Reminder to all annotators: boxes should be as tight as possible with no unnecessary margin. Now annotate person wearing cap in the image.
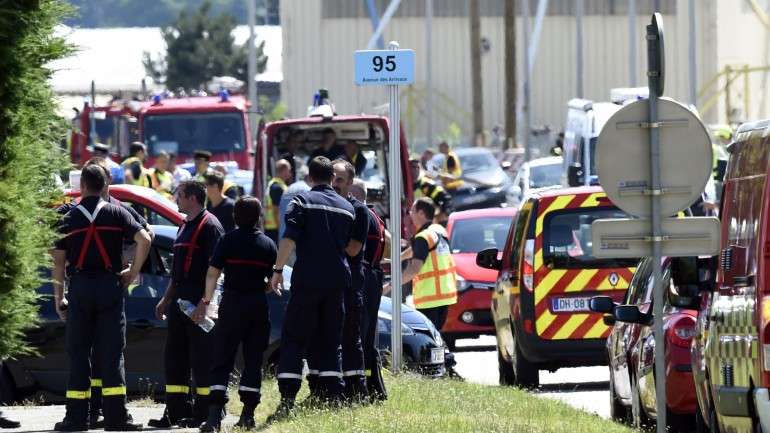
[91,144,125,184]
[149,151,174,199]
[310,128,344,162]
[193,150,213,181]
[121,142,151,187]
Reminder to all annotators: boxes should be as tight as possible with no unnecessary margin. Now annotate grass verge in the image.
[222,372,635,433]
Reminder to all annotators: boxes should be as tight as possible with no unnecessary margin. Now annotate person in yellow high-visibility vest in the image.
[385,197,457,331]
[263,159,292,244]
[121,142,151,188]
[438,141,464,191]
[149,151,174,199]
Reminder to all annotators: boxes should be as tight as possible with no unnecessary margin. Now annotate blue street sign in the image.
[354,49,415,86]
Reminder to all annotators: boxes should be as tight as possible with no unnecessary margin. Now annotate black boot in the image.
[0,413,20,429]
[265,399,294,424]
[198,405,223,433]
[147,408,172,429]
[234,403,256,430]
[54,418,88,432]
[104,420,143,431]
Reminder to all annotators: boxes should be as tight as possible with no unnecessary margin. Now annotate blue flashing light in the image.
[152,94,162,105]
[313,92,320,107]
[219,89,230,102]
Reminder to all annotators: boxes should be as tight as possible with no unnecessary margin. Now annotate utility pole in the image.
[470,0,484,145]
[247,0,258,147]
[688,0,697,106]
[629,0,637,86]
[504,0,516,149]
[576,0,584,98]
[426,0,434,149]
[522,0,531,159]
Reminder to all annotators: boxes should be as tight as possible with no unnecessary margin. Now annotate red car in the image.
[591,256,701,432]
[64,184,184,227]
[444,207,517,347]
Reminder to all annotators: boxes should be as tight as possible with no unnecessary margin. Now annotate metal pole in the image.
[522,0,531,160]
[688,0,697,105]
[426,0,433,150]
[388,41,403,374]
[647,14,667,433]
[629,0,637,86]
[576,0,584,98]
[89,80,97,146]
[247,0,259,174]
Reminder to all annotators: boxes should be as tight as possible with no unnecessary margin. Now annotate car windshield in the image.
[458,151,498,173]
[529,163,562,188]
[144,112,245,156]
[450,216,513,254]
[544,207,639,268]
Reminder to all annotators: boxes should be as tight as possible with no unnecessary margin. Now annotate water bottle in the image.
[177,299,215,333]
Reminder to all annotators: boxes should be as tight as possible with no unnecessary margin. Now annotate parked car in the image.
[690,119,770,433]
[476,186,637,388]
[444,208,517,347]
[591,257,702,431]
[508,156,563,206]
[1,226,447,402]
[65,184,184,227]
[431,147,512,211]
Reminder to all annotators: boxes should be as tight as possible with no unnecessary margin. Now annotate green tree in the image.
[143,0,267,92]
[0,0,70,359]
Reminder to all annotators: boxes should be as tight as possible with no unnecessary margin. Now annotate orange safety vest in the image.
[412,224,458,309]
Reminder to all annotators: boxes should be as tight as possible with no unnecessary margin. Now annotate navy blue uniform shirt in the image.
[173,209,224,303]
[207,197,236,233]
[55,196,142,275]
[283,184,354,291]
[347,196,369,274]
[210,227,277,294]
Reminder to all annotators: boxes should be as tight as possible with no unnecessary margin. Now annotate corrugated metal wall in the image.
[280,0,714,150]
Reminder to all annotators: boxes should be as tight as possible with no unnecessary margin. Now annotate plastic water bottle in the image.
[177,299,215,333]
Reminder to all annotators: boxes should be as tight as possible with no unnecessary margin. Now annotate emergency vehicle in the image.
[70,91,253,169]
[476,187,636,388]
[252,90,413,234]
[690,119,770,433]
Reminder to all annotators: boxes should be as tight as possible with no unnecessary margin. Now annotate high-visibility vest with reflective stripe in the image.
[264,177,286,230]
[442,151,464,190]
[414,177,445,202]
[413,224,458,309]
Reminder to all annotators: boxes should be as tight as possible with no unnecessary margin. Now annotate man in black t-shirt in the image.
[53,165,151,432]
[150,181,224,429]
[203,171,236,233]
[198,197,277,432]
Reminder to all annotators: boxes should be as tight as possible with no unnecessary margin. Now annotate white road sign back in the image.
[592,216,721,258]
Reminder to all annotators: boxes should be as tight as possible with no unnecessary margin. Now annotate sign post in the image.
[355,41,414,373]
[592,14,718,433]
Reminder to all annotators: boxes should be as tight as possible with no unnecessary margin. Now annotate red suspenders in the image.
[174,212,211,275]
[67,200,122,271]
[367,208,386,265]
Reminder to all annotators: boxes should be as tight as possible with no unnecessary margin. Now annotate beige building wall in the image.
[281,0,727,148]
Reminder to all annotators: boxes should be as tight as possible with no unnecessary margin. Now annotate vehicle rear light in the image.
[522,239,535,292]
[667,316,696,348]
[524,319,533,334]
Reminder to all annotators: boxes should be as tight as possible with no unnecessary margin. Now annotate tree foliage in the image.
[143,0,268,92]
[0,0,70,359]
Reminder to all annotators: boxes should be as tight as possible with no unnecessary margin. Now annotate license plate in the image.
[551,296,592,313]
[430,348,445,364]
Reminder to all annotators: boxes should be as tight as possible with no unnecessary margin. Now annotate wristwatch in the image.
[272,266,283,274]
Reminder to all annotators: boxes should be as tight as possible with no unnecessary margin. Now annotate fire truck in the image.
[70,91,254,169]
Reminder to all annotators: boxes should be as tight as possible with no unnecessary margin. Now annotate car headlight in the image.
[456,275,471,292]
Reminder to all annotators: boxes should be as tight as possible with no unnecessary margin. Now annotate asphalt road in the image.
[452,336,611,419]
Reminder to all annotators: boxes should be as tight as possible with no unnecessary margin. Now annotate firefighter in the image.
[198,196,278,432]
[192,150,212,180]
[264,159,291,244]
[349,179,389,401]
[203,171,236,233]
[410,158,452,225]
[268,157,354,421]
[121,142,151,187]
[387,197,458,331]
[438,141,464,191]
[308,159,367,401]
[52,165,151,431]
[149,151,174,198]
[149,180,224,429]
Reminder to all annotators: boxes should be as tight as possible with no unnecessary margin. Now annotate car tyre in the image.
[511,334,538,389]
[630,377,653,430]
[498,348,515,386]
[609,371,631,424]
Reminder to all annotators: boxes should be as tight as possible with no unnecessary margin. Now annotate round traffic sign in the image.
[596,97,712,218]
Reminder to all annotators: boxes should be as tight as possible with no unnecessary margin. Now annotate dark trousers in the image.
[361,266,387,399]
[418,305,449,332]
[89,346,102,419]
[164,301,214,422]
[277,289,344,401]
[209,293,270,407]
[65,274,128,425]
[341,269,366,396]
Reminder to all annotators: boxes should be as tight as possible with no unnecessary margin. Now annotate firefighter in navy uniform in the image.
[268,157,354,421]
[149,181,224,429]
[52,165,151,431]
[349,179,389,401]
[325,159,368,401]
[197,196,277,432]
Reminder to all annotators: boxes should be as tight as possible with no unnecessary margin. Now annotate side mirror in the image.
[476,248,502,271]
[567,163,584,187]
[602,315,616,326]
[614,305,653,325]
[589,296,615,314]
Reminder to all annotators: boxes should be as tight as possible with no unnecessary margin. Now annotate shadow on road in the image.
[534,380,609,393]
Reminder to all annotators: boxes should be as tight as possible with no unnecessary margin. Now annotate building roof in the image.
[49,25,282,94]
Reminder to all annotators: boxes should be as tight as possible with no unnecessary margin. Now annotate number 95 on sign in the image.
[354,49,415,86]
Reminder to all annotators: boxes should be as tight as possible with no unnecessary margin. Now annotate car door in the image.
[636,266,662,416]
